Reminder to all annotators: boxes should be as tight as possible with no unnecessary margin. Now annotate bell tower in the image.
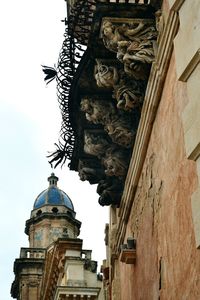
[11,174,103,300]
[26,172,80,249]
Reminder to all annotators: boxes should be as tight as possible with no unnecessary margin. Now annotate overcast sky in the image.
[0,1,108,298]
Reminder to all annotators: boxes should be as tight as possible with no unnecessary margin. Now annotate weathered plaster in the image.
[118,50,200,300]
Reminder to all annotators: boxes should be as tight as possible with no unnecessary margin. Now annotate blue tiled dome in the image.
[33,173,74,210]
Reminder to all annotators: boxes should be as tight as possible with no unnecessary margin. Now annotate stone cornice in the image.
[114,8,179,255]
[25,212,81,235]
[11,258,44,298]
[169,0,185,11]
[54,286,101,298]
[13,257,44,274]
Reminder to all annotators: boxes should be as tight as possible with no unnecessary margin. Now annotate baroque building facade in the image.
[19,0,200,299]
[49,0,200,299]
[101,1,200,299]
[11,173,103,300]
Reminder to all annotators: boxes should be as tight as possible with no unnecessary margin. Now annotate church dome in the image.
[33,173,74,211]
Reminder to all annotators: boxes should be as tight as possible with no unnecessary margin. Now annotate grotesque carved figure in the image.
[94,60,145,112]
[117,40,153,79]
[84,133,130,177]
[113,77,145,111]
[78,160,105,184]
[80,97,116,125]
[81,97,138,148]
[103,147,130,178]
[94,59,119,88]
[97,177,124,206]
[104,117,136,148]
[84,131,110,158]
[101,20,157,79]
[102,21,148,52]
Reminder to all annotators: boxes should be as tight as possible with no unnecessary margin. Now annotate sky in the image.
[0,1,108,299]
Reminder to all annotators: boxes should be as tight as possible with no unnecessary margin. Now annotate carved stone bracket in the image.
[120,249,136,264]
[94,59,146,111]
[120,238,136,264]
[97,177,124,207]
[81,97,139,148]
[78,159,105,184]
[83,130,131,177]
[78,54,145,205]
[100,17,157,80]
[83,130,110,158]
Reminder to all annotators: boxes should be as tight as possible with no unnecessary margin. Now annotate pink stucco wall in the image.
[119,51,200,300]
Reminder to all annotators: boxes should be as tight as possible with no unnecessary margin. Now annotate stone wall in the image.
[119,49,200,300]
[108,1,200,299]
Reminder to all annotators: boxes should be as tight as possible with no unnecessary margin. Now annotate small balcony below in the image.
[20,247,46,259]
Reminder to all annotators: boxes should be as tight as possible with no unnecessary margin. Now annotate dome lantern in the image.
[48,172,58,186]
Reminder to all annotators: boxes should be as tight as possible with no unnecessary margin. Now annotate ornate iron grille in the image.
[48,0,97,168]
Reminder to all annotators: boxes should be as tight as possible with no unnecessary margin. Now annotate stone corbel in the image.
[78,159,105,184]
[100,17,157,80]
[83,130,131,178]
[80,96,139,148]
[83,130,110,158]
[97,177,124,207]
[120,238,136,264]
[94,59,146,111]
[120,249,136,264]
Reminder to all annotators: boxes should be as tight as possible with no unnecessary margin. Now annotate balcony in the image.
[20,247,46,259]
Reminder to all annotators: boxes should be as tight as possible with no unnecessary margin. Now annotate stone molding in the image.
[191,178,200,249]
[168,0,185,11]
[54,286,101,299]
[179,49,200,83]
[114,8,179,254]
[174,0,200,248]
[174,0,200,79]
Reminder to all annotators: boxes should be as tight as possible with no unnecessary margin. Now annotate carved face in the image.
[78,167,101,184]
[84,133,109,157]
[80,98,91,113]
[102,21,114,38]
[81,98,116,125]
[94,62,119,88]
[114,81,144,112]
[118,39,155,69]
[105,123,133,148]
[104,156,127,177]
